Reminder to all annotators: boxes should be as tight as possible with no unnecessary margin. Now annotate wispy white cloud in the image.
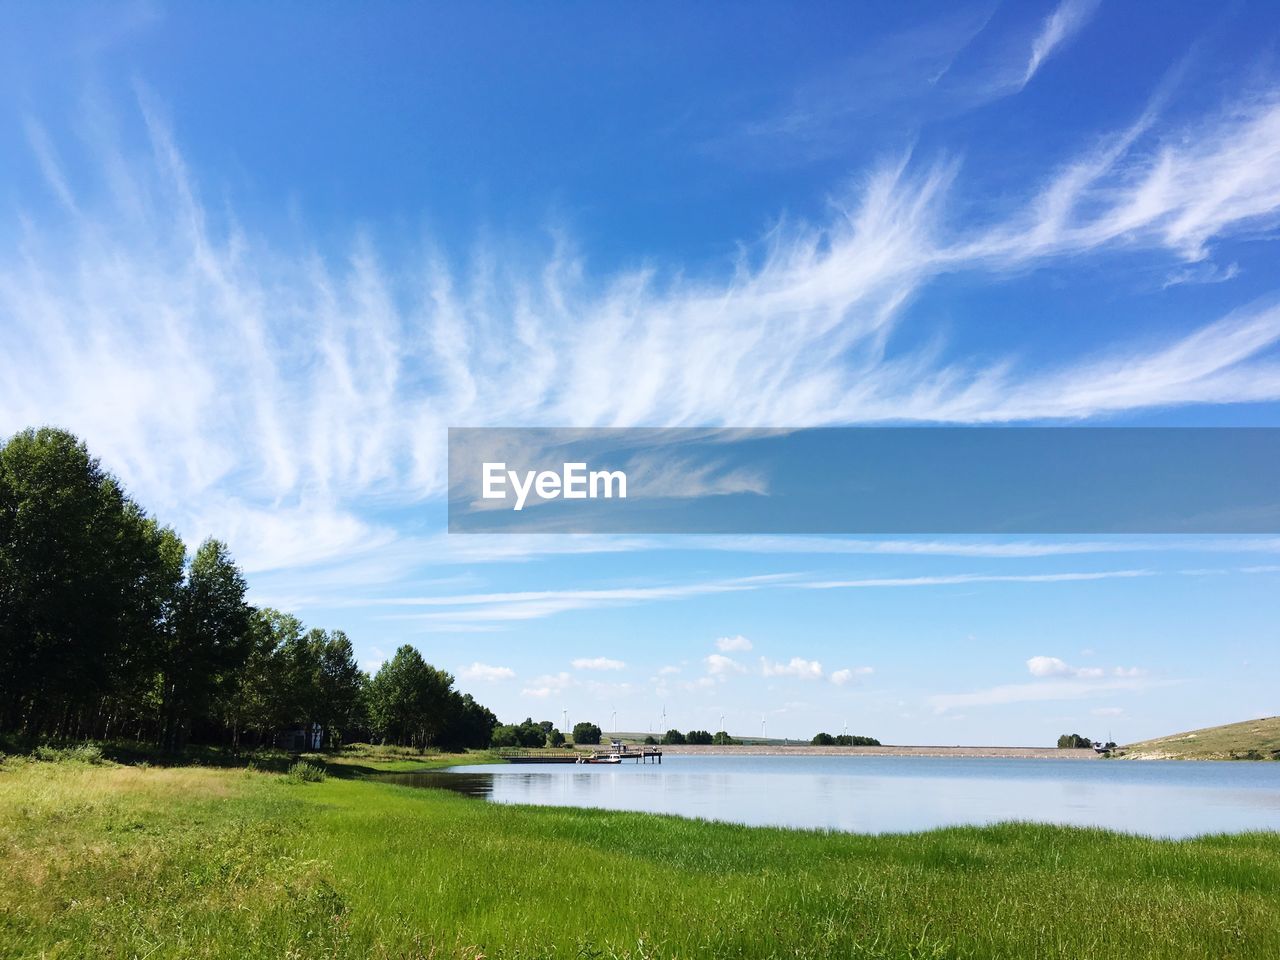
[5,85,1280,589]
[691,536,1280,560]
[830,666,874,686]
[932,654,1159,712]
[1021,0,1100,88]
[369,575,793,630]
[521,672,573,698]
[460,662,516,682]
[357,568,1174,630]
[705,653,746,676]
[801,570,1154,590]
[715,634,753,652]
[930,676,1156,712]
[761,656,824,679]
[572,657,626,671]
[1026,655,1104,679]
[623,454,768,501]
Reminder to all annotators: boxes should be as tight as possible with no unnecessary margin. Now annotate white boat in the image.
[577,752,623,764]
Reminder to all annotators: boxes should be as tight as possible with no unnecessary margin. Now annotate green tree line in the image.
[492,718,568,748]
[0,427,497,751]
[811,733,881,746]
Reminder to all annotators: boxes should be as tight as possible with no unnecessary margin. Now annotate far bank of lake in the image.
[386,754,1280,838]
[640,743,1099,758]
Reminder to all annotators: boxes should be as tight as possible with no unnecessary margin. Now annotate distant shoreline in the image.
[589,744,1101,759]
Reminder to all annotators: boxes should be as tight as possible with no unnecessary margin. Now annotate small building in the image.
[276,723,324,752]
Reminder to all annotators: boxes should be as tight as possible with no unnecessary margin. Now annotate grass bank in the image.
[2,753,1278,959]
[1125,716,1280,760]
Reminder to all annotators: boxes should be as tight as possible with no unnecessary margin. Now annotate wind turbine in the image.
[761,716,767,740]
[611,708,617,734]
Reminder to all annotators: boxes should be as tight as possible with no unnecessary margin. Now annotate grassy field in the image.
[1125,716,1280,760]
[2,751,1279,959]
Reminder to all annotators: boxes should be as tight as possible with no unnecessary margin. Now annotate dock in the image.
[498,744,663,764]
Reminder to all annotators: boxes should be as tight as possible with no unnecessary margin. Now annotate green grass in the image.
[1125,716,1280,760]
[1,754,1278,959]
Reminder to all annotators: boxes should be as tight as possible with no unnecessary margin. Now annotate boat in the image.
[575,752,623,764]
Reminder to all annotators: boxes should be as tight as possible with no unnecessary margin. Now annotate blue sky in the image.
[2,1,1279,744]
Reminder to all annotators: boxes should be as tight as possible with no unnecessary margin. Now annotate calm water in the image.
[382,755,1280,837]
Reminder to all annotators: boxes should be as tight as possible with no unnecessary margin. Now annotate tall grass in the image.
[1,757,1277,959]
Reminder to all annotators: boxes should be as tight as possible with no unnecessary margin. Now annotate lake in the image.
[382,755,1280,837]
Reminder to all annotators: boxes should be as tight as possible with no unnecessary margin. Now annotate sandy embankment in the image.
[612,745,1100,759]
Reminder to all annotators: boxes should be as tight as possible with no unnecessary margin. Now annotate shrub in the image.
[572,722,602,746]
[661,729,686,745]
[643,735,658,745]
[286,760,327,783]
[712,731,737,745]
[812,732,835,746]
[33,743,104,764]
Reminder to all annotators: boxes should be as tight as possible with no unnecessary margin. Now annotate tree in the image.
[572,721,602,745]
[0,427,501,753]
[516,717,547,747]
[218,618,370,750]
[1057,733,1092,749]
[547,728,565,747]
[313,629,367,745]
[367,646,455,749]
[712,730,736,745]
[833,734,880,746]
[643,735,658,745]
[0,427,182,739]
[686,729,713,745]
[812,732,835,746]
[661,729,686,745]
[491,718,550,749]
[272,623,322,741]
[159,538,252,750]
[491,724,521,748]
[216,608,300,749]
[440,693,497,750]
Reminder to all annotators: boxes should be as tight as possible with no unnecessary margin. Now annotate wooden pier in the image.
[497,744,663,764]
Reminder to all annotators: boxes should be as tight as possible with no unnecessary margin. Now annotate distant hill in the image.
[1124,717,1280,760]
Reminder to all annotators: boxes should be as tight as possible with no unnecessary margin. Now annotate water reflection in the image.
[378,756,1280,838]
